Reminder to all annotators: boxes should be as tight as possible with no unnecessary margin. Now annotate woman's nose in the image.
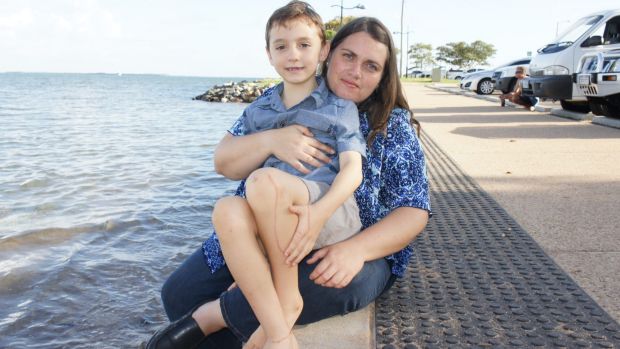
[349,63,362,79]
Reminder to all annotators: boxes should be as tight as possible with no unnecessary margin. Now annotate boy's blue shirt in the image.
[231,77,365,184]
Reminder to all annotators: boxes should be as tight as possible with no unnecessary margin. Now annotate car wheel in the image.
[588,98,608,116]
[560,100,591,113]
[476,78,494,95]
[604,94,620,118]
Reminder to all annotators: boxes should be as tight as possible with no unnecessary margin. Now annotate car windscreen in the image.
[539,15,603,53]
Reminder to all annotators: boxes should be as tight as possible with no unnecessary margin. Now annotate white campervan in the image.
[523,9,620,112]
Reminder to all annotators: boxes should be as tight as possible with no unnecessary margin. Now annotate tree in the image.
[435,41,496,68]
[325,16,356,41]
[325,16,356,31]
[408,43,435,70]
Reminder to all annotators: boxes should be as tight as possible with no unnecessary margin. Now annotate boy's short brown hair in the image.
[265,1,325,48]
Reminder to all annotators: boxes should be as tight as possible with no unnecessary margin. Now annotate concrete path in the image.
[294,83,618,348]
[405,83,620,323]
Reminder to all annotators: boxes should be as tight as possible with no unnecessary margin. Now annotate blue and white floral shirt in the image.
[202,90,431,277]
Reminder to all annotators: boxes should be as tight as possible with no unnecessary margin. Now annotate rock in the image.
[193,80,276,103]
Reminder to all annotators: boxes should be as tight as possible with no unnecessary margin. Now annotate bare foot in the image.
[243,326,267,349]
[243,298,302,349]
[264,333,298,349]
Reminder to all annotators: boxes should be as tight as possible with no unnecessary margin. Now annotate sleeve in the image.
[227,109,250,136]
[381,109,431,213]
[335,100,366,158]
[227,85,277,136]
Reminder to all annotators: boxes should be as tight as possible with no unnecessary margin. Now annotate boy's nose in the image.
[288,47,301,61]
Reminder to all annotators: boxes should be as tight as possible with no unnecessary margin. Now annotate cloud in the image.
[0,8,34,39]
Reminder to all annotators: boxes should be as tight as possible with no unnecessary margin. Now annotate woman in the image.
[148,17,430,349]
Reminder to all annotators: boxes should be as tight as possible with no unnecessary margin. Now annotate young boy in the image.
[214,1,365,348]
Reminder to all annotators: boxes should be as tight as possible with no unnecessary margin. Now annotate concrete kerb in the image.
[426,84,620,128]
[592,115,620,129]
[294,303,374,349]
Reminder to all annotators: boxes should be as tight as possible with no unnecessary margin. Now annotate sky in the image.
[1,0,619,78]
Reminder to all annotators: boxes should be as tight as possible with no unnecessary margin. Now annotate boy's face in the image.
[266,20,328,86]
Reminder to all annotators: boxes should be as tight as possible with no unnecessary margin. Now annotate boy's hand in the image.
[285,204,328,265]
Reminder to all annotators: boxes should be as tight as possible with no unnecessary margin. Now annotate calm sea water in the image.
[0,73,250,348]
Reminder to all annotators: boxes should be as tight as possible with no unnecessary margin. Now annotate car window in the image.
[602,17,620,45]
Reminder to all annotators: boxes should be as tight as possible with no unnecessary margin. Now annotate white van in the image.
[523,9,620,112]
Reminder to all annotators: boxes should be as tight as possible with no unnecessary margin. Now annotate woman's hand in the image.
[270,125,334,174]
[285,204,329,265]
[306,242,365,288]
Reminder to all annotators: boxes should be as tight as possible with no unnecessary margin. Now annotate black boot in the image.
[146,311,205,349]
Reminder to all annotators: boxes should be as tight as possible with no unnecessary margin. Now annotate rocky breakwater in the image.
[193,80,276,103]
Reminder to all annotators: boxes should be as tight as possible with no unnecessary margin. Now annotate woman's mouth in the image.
[341,79,359,89]
[286,67,304,72]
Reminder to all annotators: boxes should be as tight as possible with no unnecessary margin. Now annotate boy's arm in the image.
[285,150,362,265]
[313,151,362,217]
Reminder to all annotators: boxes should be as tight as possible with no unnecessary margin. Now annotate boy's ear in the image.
[319,42,330,62]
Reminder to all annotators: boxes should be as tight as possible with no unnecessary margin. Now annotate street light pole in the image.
[340,0,344,27]
[331,2,365,29]
[394,30,413,77]
[399,0,404,77]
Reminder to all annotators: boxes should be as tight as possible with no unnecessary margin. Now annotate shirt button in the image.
[279,121,286,127]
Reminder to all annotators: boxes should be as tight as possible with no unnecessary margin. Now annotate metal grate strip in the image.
[375,131,620,348]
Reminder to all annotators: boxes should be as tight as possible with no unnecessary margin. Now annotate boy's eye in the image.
[301,43,311,48]
[275,45,286,50]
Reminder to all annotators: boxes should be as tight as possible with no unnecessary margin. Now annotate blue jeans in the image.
[161,247,395,349]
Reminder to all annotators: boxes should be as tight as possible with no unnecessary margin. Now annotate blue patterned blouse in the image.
[202,94,431,277]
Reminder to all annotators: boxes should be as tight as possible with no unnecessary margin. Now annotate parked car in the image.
[466,68,485,74]
[575,48,620,117]
[492,58,532,93]
[523,9,620,113]
[446,69,465,80]
[461,58,531,95]
[407,69,425,78]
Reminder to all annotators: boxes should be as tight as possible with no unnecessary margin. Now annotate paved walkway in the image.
[295,83,619,348]
[405,83,620,322]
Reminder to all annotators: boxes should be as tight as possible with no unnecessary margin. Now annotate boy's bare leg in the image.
[245,168,310,347]
[213,196,290,344]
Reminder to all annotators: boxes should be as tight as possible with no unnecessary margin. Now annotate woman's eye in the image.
[343,53,353,60]
[301,43,311,48]
[275,45,285,50]
[366,64,379,72]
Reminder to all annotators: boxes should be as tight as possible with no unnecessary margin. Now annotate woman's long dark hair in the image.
[321,17,420,144]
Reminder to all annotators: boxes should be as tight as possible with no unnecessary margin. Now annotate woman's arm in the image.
[307,206,428,288]
[214,126,334,180]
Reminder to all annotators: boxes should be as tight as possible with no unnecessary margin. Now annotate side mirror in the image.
[582,36,602,47]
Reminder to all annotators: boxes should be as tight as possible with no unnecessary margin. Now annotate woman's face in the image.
[326,32,388,104]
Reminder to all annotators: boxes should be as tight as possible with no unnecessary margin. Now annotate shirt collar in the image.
[258,76,328,112]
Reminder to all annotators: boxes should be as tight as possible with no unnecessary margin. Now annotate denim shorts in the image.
[300,178,362,249]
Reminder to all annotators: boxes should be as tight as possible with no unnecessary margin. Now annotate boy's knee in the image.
[213,197,254,240]
[246,168,284,204]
